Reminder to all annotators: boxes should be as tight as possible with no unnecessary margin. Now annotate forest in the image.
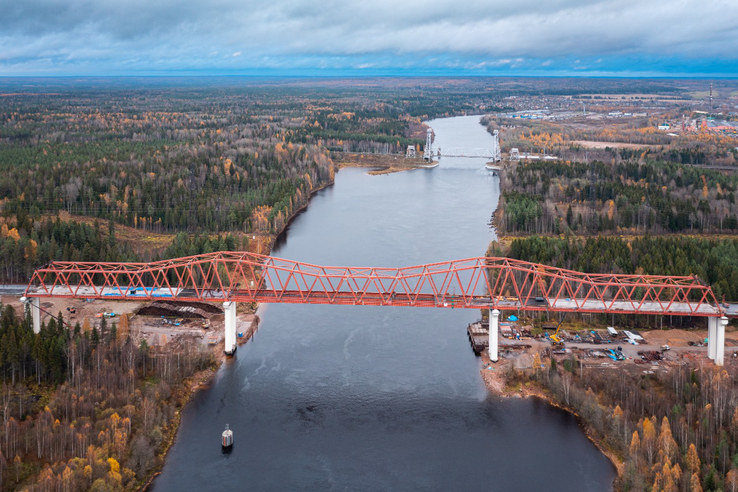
[0,303,214,490]
[0,214,244,284]
[0,82,455,284]
[0,101,333,235]
[496,159,738,236]
[493,235,738,301]
[511,355,738,491]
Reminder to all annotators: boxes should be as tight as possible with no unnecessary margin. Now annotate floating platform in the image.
[467,321,489,355]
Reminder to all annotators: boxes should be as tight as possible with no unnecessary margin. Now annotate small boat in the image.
[222,424,234,449]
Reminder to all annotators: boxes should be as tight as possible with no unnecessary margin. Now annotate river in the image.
[153,115,616,491]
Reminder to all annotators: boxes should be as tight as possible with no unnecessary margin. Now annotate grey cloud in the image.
[0,0,736,73]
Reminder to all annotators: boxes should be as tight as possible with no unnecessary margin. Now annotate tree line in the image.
[497,235,738,301]
[0,214,244,284]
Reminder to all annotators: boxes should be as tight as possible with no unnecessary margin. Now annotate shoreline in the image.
[266,179,335,251]
[334,152,430,175]
[478,352,623,488]
[142,164,335,489]
[145,152,427,488]
[140,314,260,491]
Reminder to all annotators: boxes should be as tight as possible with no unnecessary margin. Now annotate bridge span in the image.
[20,252,730,364]
[437,148,501,159]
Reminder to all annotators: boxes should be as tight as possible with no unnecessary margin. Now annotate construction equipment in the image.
[549,316,565,345]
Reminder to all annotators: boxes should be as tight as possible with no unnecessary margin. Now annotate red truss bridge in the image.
[24,252,723,317]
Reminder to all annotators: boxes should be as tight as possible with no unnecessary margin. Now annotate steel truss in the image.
[439,148,499,158]
[24,252,723,317]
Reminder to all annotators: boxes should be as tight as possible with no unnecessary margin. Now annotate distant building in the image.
[658,122,670,130]
[406,145,416,158]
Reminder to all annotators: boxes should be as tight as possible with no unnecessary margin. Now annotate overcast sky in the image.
[1,0,737,76]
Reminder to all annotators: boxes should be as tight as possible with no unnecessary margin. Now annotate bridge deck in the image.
[26,285,723,317]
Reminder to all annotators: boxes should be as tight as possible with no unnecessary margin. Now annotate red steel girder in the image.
[23,253,723,317]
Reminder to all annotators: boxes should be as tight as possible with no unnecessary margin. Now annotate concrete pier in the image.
[30,297,41,334]
[716,316,728,366]
[224,301,237,355]
[708,317,717,360]
[489,308,499,362]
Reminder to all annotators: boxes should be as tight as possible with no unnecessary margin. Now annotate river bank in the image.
[141,166,328,488]
[478,349,623,488]
[139,313,259,491]
[138,365,219,491]
[333,152,428,175]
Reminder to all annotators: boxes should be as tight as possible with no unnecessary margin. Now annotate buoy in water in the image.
[222,424,234,449]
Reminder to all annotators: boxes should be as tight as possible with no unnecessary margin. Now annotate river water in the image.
[153,115,615,491]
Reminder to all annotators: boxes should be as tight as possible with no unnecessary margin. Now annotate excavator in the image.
[549,316,565,349]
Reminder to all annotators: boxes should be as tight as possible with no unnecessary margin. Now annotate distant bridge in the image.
[426,129,502,162]
[437,148,501,159]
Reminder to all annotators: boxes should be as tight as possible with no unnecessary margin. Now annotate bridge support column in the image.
[708,317,717,360]
[715,316,728,366]
[223,301,237,356]
[30,297,41,334]
[489,308,499,363]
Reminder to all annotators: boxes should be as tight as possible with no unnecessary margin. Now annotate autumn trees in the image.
[497,158,738,236]
[507,332,738,491]
[0,303,214,490]
[515,353,738,492]
[0,88,336,244]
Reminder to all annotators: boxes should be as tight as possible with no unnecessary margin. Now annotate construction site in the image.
[0,292,259,356]
[469,317,738,377]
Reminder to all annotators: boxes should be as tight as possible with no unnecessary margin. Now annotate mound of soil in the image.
[137,301,222,319]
